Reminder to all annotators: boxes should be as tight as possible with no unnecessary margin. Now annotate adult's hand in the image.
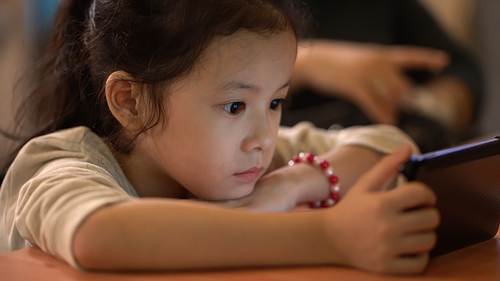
[292,40,449,125]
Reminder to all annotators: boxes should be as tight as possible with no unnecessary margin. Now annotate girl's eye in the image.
[222,101,246,115]
[269,98,285,110]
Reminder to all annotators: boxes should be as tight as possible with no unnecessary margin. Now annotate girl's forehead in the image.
[203,29,296,60]
[168,28,297,95]
[197,29,297,73]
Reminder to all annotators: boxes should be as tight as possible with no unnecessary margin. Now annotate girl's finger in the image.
[395,232,438,256]
[387,253,430,274]
[386,182,437,211]
[353,145,412,192]
[395,207,440,234]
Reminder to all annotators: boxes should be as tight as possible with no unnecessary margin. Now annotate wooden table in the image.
[1,239,500,281]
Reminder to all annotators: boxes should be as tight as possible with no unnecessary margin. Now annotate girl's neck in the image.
[111,144,189,199]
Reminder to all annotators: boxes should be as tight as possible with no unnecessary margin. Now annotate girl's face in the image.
[138,29,297,201]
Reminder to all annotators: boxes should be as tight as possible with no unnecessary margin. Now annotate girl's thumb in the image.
[353,145,412,192]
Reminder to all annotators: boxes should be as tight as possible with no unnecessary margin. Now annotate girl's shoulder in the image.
[19,126,107,160]
[5,126,134,192]
[3,125,138,197]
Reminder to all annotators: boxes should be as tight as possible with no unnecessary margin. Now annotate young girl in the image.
[0,0,439,274]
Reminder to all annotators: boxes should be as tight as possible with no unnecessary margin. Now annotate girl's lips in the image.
[234,167,263,181]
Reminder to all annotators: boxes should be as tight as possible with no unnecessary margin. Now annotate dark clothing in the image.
[282,0,483,152]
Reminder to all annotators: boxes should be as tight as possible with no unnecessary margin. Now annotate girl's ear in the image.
[105,71,144,131]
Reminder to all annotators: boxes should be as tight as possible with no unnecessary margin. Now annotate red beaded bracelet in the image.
[288,152,340,208]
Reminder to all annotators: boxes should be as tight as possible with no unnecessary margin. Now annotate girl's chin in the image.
[207,184,256,202]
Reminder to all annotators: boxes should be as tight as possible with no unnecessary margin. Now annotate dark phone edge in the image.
[401,137,500,181]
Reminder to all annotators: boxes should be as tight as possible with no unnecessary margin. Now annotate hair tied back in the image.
[88,0,97,29]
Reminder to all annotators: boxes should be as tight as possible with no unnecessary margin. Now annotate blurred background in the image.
[420,0,500,138]
[0,0,499,157]
[0,0,60,158]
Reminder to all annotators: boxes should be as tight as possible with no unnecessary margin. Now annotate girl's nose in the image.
[241,115,273,152]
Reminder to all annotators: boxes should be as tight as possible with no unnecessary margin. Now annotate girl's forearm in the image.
[292,145,384,203]
[73,199,336,271]
[321,145,384,195]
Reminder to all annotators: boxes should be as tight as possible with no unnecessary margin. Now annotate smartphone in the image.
[400,137,500,257]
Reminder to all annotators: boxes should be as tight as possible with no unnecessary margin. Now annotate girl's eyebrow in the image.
[280,80,292,90]
[219,80,291,93]
[219,81,259,93]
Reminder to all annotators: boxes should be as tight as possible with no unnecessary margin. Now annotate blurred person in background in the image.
[284,0,483,152]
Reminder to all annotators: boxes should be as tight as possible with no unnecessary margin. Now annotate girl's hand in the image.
[324,146,440,274]
[215,145,387,212]
[214,162,330,212]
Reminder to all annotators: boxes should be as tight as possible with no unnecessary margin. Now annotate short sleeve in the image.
[14,160,135,268]
[273,122,419,166]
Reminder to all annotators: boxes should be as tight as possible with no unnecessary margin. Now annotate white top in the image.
[0,122,417,268]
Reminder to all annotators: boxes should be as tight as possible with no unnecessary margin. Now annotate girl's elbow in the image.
[72,225,106,270]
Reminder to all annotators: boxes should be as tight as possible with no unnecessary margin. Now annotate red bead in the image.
[329,175,339,184]
[308,200,322,208]
[292,153,341,208]
[330,192,340,201]
[306,153,315,163]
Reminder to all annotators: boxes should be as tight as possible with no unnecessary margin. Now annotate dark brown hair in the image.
[1,0,312,177]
